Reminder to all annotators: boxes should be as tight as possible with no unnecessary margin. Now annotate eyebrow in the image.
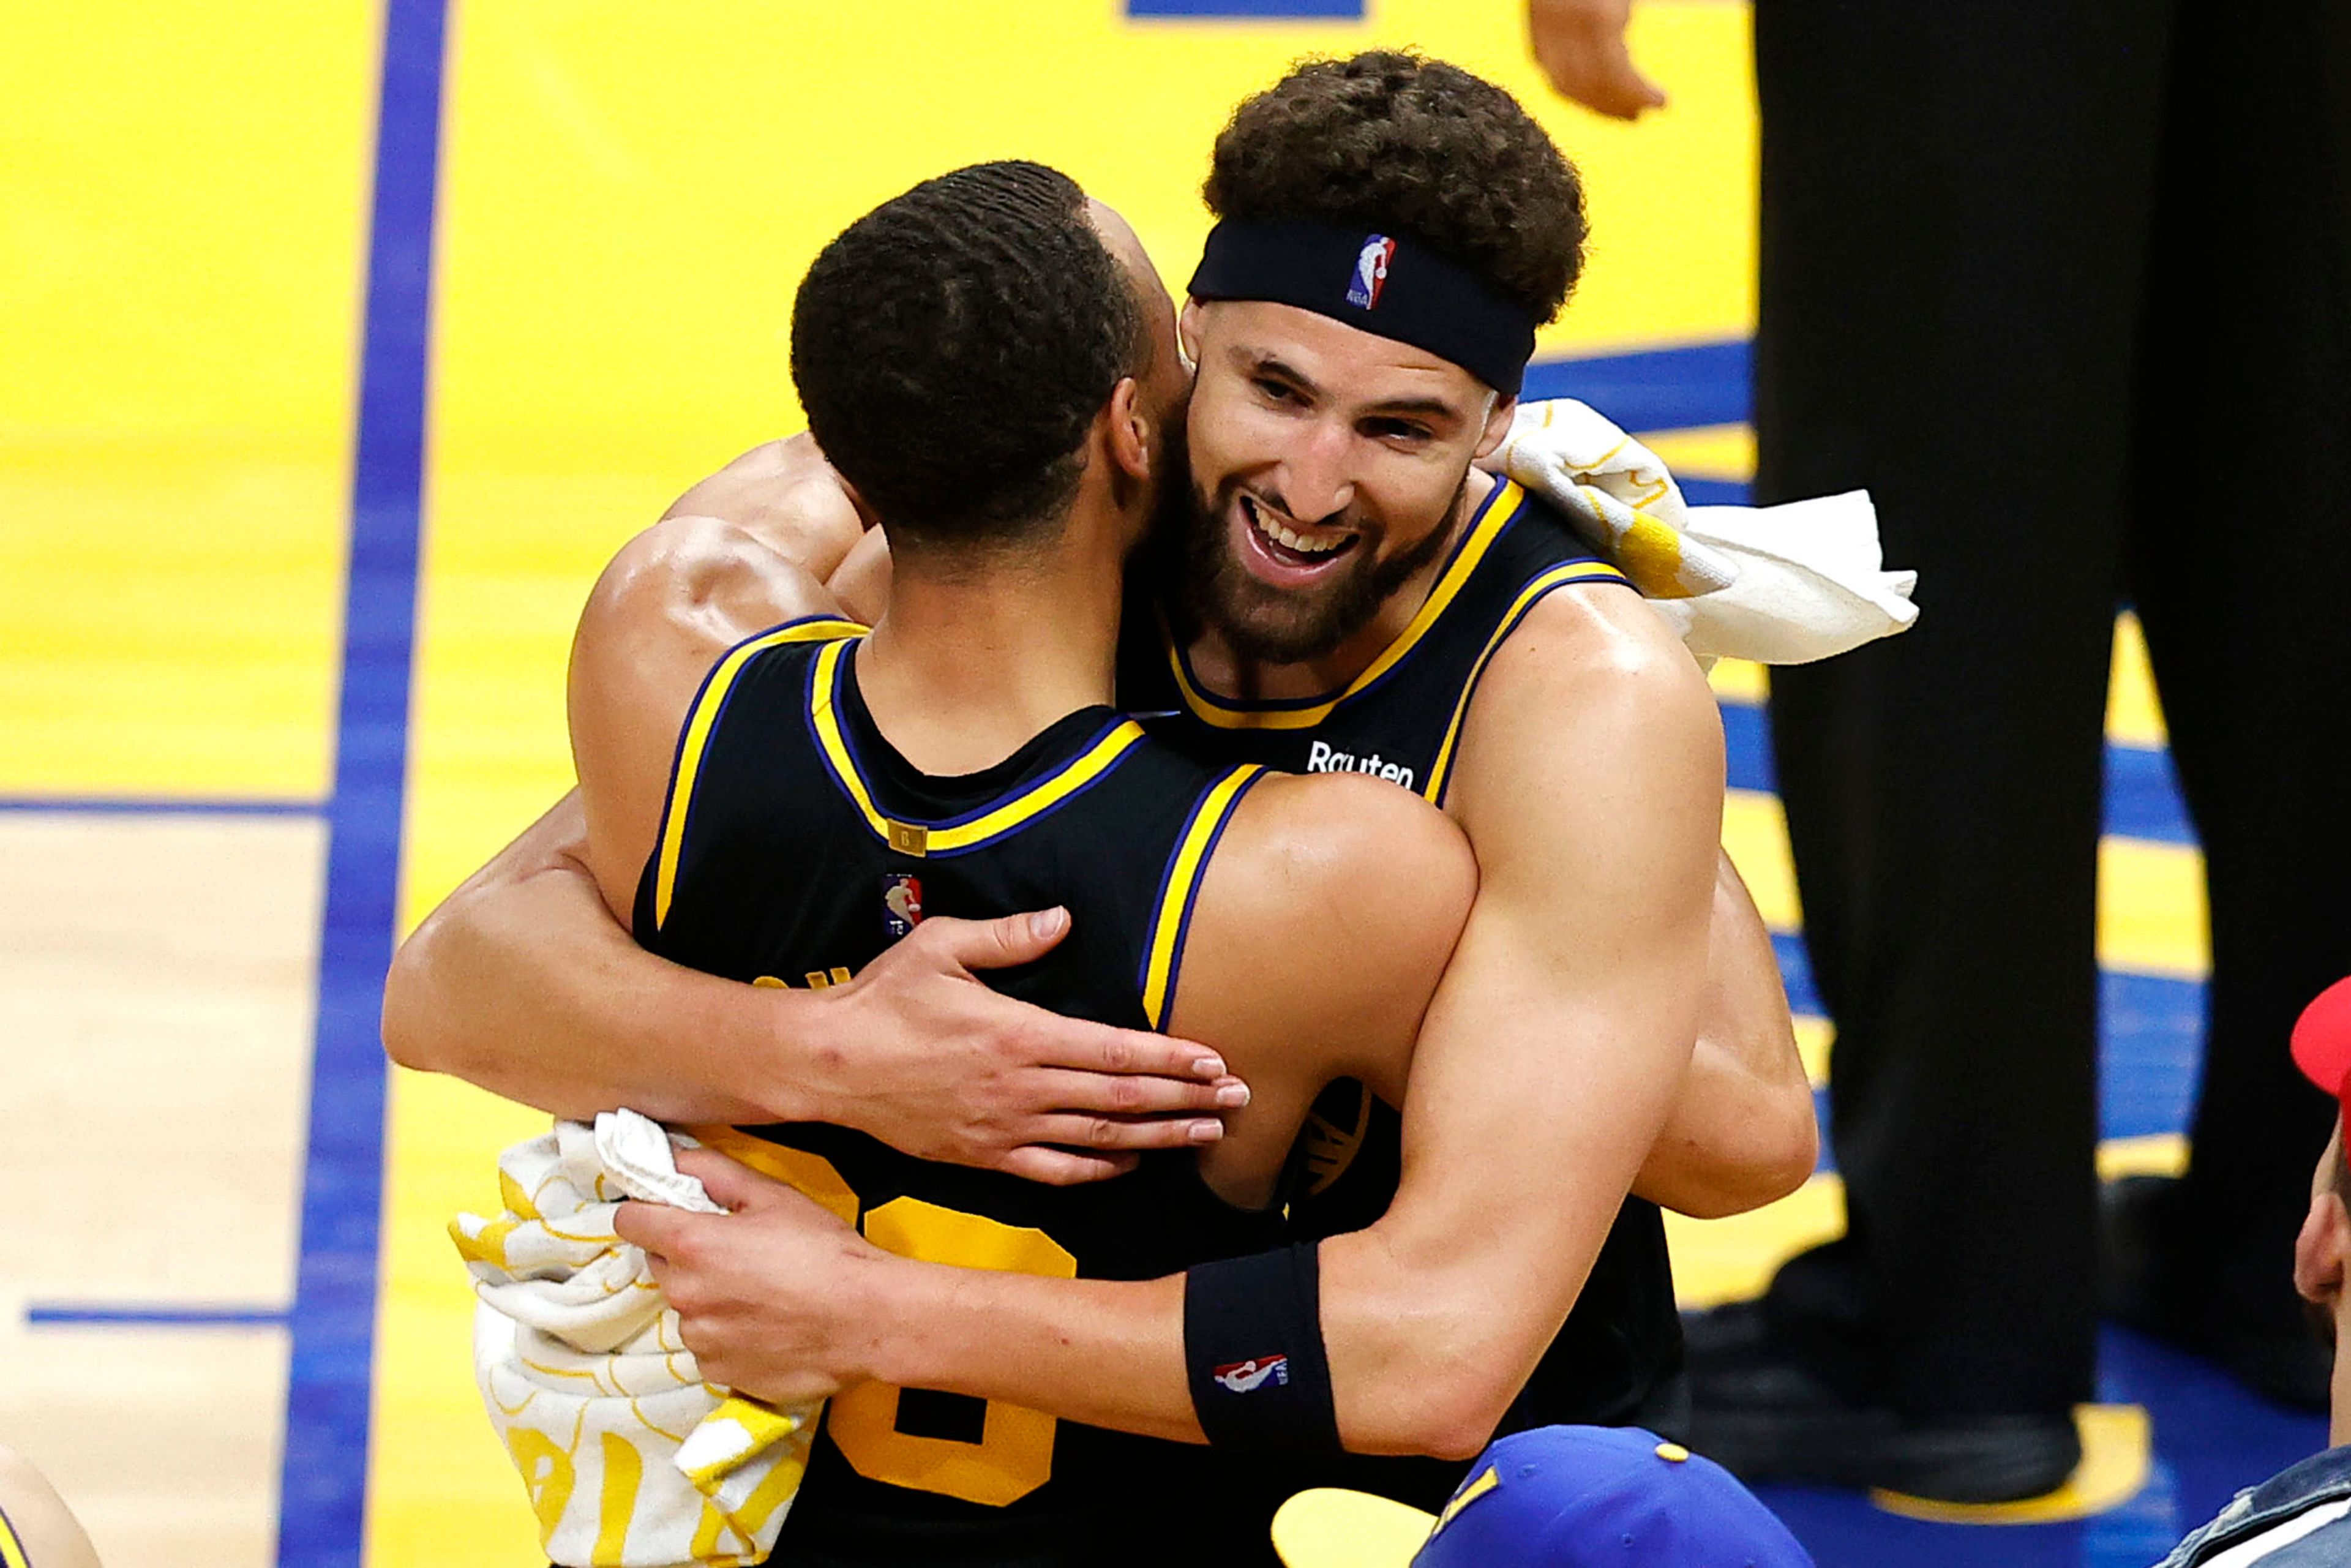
[1234,347,1468,426]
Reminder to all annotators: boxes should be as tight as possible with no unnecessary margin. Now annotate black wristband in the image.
[1183,1242,1341,1455]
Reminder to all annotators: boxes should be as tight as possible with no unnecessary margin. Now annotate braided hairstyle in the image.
[791,160,1145,558]
[1205,52,1588,324]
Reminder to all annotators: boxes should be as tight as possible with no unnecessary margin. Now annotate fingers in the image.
[1529,0,1667,120]
[921,907,1073,972]
[672,1145,773,1210]
[997,1146,1144,1186]
[1586,38,1668,119]
[1037,1021,1231,1084]
[1026,1067,1250,1119]
[613,1196,687,1256]
[1021,1112,1226,1154]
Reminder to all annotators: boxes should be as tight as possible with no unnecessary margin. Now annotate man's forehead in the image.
[1195,299,1488,405]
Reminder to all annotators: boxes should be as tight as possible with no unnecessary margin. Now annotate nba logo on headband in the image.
[1346,235,1397,310]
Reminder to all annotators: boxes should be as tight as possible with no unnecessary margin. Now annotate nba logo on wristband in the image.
[1213,1355,1291,1394]
[1346,236,1395,310]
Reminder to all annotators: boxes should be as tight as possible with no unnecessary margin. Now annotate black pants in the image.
[1751,0,2351,1417]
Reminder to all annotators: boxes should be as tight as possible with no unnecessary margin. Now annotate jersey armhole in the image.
[1422,561,1630,810]
[637,614,867,935]
[1134,763,1266,1030]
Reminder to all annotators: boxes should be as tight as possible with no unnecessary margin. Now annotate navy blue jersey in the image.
[1120,479,1688,1509]
[637,620,1286,1566]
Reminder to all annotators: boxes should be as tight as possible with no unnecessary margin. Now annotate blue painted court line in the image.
[29,1303,290,1328]
[272,0,447,1562]
[1523,339,1753,435]
[0,796,323,817]
[1127,0,1362,15]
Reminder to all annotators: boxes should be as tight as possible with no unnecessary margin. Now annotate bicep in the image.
[1375,602,1722,1320]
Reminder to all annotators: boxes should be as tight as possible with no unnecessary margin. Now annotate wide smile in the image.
[1235,493,1361,585]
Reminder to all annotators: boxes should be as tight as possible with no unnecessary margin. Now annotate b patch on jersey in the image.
[1212,1356,1290,1395]
[882,874,924,940]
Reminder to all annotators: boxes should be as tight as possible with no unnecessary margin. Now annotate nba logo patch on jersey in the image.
[1212,1356,1289,1395]
[1345,235,1396,310]
[882,874,924,939]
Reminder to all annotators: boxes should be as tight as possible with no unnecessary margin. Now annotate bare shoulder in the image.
[1234,771,1474,895]
[1182,772,1474,1092]
[661,432,865,580]
[1458,582,1723,799]
[1449,580,1724,906]
[582,512,844,678]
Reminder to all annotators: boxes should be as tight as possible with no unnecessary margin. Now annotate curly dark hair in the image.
[1204,51,1587,324]
[790,161,1143,557]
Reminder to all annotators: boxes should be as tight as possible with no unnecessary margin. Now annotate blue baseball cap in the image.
[1272,1426,1815,1568]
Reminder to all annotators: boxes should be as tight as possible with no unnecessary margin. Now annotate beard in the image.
[1173,467,1468,665]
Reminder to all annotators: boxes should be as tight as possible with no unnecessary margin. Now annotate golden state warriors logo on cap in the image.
[1346,234,1396,310]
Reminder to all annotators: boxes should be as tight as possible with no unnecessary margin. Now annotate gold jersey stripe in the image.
[650,617,868,931]
[0,1503,31,1568]
[1139,763,1265,1028]
[806,637,1147,856]
[1423,561,1632,806]
[1164,480,1530,731]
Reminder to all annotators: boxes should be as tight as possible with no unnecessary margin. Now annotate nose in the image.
[1270,417,1356,526]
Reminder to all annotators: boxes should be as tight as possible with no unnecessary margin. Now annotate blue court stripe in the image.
[0,796,323,817]
[1522,339,1753,434]
[272,1,448,1564]
[1127,0,1362,14]
[29,1304,290,1328]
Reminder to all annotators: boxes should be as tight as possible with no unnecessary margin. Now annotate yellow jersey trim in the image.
[0,1503,32,1568]
[1139,763,1265,1028]
[807,638,1149,858]
[1423,561,1632,806]
[650,617,869,932]
[1164,479,1529,732]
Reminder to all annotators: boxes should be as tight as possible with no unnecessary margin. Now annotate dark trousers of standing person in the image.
[1702,0,2351,1495]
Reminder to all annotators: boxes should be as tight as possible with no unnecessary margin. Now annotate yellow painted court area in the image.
[0,1,375,802]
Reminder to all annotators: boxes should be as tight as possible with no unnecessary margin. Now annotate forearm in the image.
[863,1240,1486,1459]
[384,796,815,1123]
[868,1261,1202,1445]
[1630,850,1815,1217]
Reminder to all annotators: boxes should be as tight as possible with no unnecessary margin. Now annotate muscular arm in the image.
[637,590,1724,1459]
[1632,852,1815,1217]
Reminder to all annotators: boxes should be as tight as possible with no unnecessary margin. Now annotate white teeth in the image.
[1248,499,1346,557]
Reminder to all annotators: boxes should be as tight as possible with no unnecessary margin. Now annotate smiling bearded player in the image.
[386,50,1812,1515]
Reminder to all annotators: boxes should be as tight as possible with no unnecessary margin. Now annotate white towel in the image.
[452,1109,818,1567]
[1494,399,1919,665]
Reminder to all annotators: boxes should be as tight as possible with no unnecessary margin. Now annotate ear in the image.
[1103,377,1151,484]
[1472,394,1519,462]
[1177,298,1205,374]
[2295,1189,2350,1308]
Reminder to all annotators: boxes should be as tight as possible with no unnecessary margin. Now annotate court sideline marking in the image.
[273,1,448,1564]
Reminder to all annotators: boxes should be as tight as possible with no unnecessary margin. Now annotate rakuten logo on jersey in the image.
[1306,740,1416,791]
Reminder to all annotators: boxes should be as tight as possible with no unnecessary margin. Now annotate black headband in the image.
[1187,220,1538,396]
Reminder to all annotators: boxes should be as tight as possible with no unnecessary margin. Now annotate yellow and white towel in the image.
[1496,399,1919,665]
[452,1109,817,1567]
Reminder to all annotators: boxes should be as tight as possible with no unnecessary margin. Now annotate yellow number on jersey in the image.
[825,1198,1078,1507]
